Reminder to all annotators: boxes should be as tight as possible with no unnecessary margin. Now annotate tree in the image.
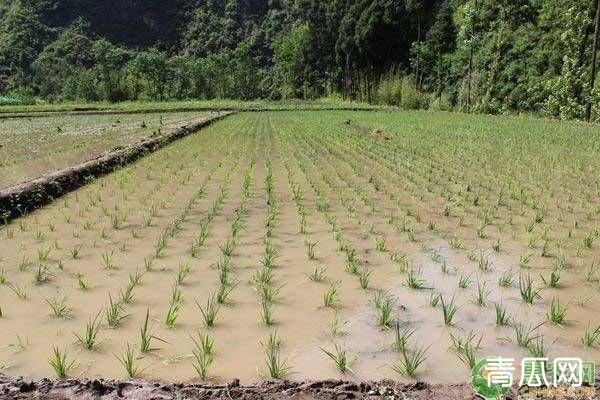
[426,1,456,99]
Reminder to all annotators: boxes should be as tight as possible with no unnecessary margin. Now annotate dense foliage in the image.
[0,0,598,120]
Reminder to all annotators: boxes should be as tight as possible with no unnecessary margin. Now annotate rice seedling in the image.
[392,345,429,378]
[219,239,235,257]
[323,282,340,308]
[175,262,191,285]
[106,295,128,328]
[7,283,27,299]
[305,240,318,260]
[330,311,348,336]
[546,297,568,324]
[260,299,274,325]
[511,322,543,348]
[477,252,492,272]
[393,323,414,353]
[441,295,458,326]
[309,265,327,282]
[192,342,214,380]
[74,311,102,350]
[458,273,472,289]
[196,294,219,328]
[46,296,71,318]
[375,236,387,252]
[217,280,238,304]
[429,292,441,307]
[116,343,139,378]
[192,332,214,356]
[144,257,154,272]
[581,324,600,347]
[69,246,81,260]
[48,347,75,379]
[372,293,394,328]
[321,344,354,374]
[541,267,561,288]
[405,269,428,289]
[519,273,542,304]
[164,299,182,328]
[18,256,29,271]
[262,332,290,379]
[492,238,501,252]
[0,269,6,284]
[494,302,511,326]
[358,268,371,290]
[119,281,135,304]
[449,237,462,249]
[36,247,50,262]
[473,281,491,307]
[498,271,514,287]
[34,264,53,284]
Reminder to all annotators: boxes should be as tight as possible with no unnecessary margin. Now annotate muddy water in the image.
[0,111,598,385]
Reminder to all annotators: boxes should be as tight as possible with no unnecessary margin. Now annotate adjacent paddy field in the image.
[0,111,210,187]
[0,110,598,385]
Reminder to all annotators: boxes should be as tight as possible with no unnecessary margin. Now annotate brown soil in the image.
[0,374,478,399]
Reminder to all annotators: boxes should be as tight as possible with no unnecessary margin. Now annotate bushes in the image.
[375,75,429,110]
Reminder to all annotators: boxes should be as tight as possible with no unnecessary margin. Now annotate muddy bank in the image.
[0,375,481,400]
[0,112,233,221]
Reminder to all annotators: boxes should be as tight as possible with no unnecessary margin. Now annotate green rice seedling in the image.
[405,269,428,289]
[69,246,81,260]
[519,253,533,268]
[478,252,492,272]
[219,239,235,257]
[74,311,102,350]
[192,343,213,380]
[541,267,561,288]
[164,300,181,328]
[139,308,166,353]
[196,294,219,328]
[119,281,135,304]
[309,265,327,282]
[74,272,87,290]
[546,297,568,324]
[494,302,510,326]
[192,332,214,356]
[474,281,491,307]
[7,283,27,299]
[129,270,143,287]
[48,347,75,379]
[323,282,340,308]
[106,295,128,328]
[101,251,115,269]
[449,237,462,249]
[260,299,274,325]
[217,280,238,304]
[18,256,30,271]
[458,274,472,289]
[175,262,191,285]
[34,230,46,241]
[581,324,600,347]
[358,268,371,290]
[454,336,480,370]
[306,241,318,260]
[262,333,290,379]
[46,296,71,318]
[512,322,543,348]
[428,291,441,307]
[330,311,348,336]
[528,336,549,358]
[393,323,414,353]
[519,274,542,304]
[57,259,64,270]
[441,259,450,274]
[144,257,154,272]
[582,232,595,248]
[541,240,550,257]
[116,344,139,378]
[34,264,53,284]
[37,248,50,263]
[131,229,141,239]
[392,345,429,378]
[498,271,514,287]
[441,295,458,326]
[375,236,387,252]
[476,225,486,239]
[252,267,274,287]
[373,294,394,328]
[321,344,354,374]
[0,269,6,284]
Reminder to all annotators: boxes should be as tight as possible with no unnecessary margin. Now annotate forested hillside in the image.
[0,0,599,121]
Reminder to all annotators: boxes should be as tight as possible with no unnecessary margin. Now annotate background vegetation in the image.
[0,0,599,121]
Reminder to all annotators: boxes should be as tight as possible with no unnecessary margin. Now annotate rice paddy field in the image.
[0,111,210,187]
[0,110,599,384]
